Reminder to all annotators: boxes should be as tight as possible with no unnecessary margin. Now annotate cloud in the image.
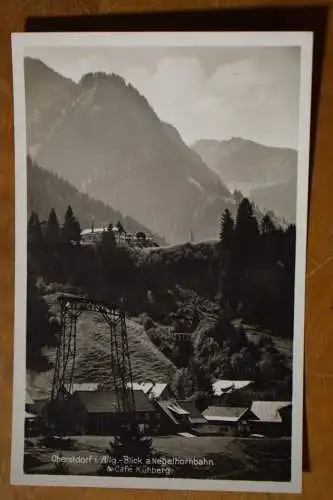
[26,47,300,148]
[119,52,300,148]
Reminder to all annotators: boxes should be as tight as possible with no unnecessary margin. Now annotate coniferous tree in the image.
[43,208,61,281]
[219,209,234,250]
[62,205,81,244]
[234,198,259,269]
[218,209,235,307]
[260,213,276,235]
[233,189,243,205]
[115,221,125,243]
[259,213,278,263]
[27,212,43,277]
[116,221,125,234]
[235,198,259,252]
[28,212,42,248]
[45,208,60,246]
[281,223,296,336]
[101,223,116,248]
[231,198,259,314]
[98,424,153,475]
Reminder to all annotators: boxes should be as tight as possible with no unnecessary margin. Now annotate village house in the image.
[25,390,49,436]
[155,399,192,434]
[68,389,159,435]
[201,406,254,436]
[80,227,107,245]
[127,382,209,434]
[80,225,157,248]
[80,225,129,245]
[126,382,193,434]
[249,401,292,437]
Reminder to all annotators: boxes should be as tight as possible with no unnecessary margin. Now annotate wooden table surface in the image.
[1,1,333,499]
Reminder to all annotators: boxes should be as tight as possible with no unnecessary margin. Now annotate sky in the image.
[25,46,301,149]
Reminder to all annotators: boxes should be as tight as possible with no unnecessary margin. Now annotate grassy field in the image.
[24,434,291,481]
[73,314,176,384]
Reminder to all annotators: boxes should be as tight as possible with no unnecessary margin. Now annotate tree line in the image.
[218,198,296,336]
[26,199,296,385]
[27,205,141,371]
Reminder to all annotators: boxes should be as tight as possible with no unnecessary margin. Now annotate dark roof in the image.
[177,400,206,424]
[73,390,156,414]
[203,406,249,422]
[156,401,181,425]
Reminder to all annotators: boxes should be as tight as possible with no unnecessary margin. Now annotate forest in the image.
[27,198,296,407]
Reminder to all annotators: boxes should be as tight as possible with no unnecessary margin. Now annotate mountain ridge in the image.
[25,57,235,244]
[192,137,298,222]
[27,156,165,243]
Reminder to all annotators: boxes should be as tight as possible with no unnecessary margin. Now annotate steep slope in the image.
[192,137,297,185]
[75,313,177,385]
[25,60,233,244]
[25,57,78,157]
[28,156,164,242]
[192,137,297,222]
[250,175,297,223]
[27,294,177,398]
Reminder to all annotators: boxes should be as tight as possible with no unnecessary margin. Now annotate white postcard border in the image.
[10,31,313,493]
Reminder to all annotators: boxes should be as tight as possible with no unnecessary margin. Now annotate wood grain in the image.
[1,1,333,499]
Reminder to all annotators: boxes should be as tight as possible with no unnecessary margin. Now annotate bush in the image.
[98,424,153,476]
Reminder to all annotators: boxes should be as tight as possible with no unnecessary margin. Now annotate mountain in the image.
[249,175,297,224]
[192,137,297,186]
[192,138,297,222]
[27,156,164,243]
[25,57,77,158]
[25,58,234,244]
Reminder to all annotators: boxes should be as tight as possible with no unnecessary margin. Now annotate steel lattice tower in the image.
[51,294,135,415]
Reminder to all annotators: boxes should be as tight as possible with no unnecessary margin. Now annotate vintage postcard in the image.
[11,31,313,492]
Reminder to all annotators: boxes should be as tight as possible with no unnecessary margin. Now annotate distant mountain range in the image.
[25,57,237,244]
[192,138,298,222]
[27,156,164,244]
[250,175,297,224]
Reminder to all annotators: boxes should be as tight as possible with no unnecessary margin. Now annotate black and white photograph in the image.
[11,32,312,493]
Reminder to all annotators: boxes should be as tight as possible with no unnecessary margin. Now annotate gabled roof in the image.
[126,382,170,399]
[149,383,169,399]
[126,382,154,395]
[203,406,249,422]
[178,401,207,424]
[250,401,292,423]
[156,401,181,425]
[74,390,156,414]
[213,380,253,396]
[167,401,189,416]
